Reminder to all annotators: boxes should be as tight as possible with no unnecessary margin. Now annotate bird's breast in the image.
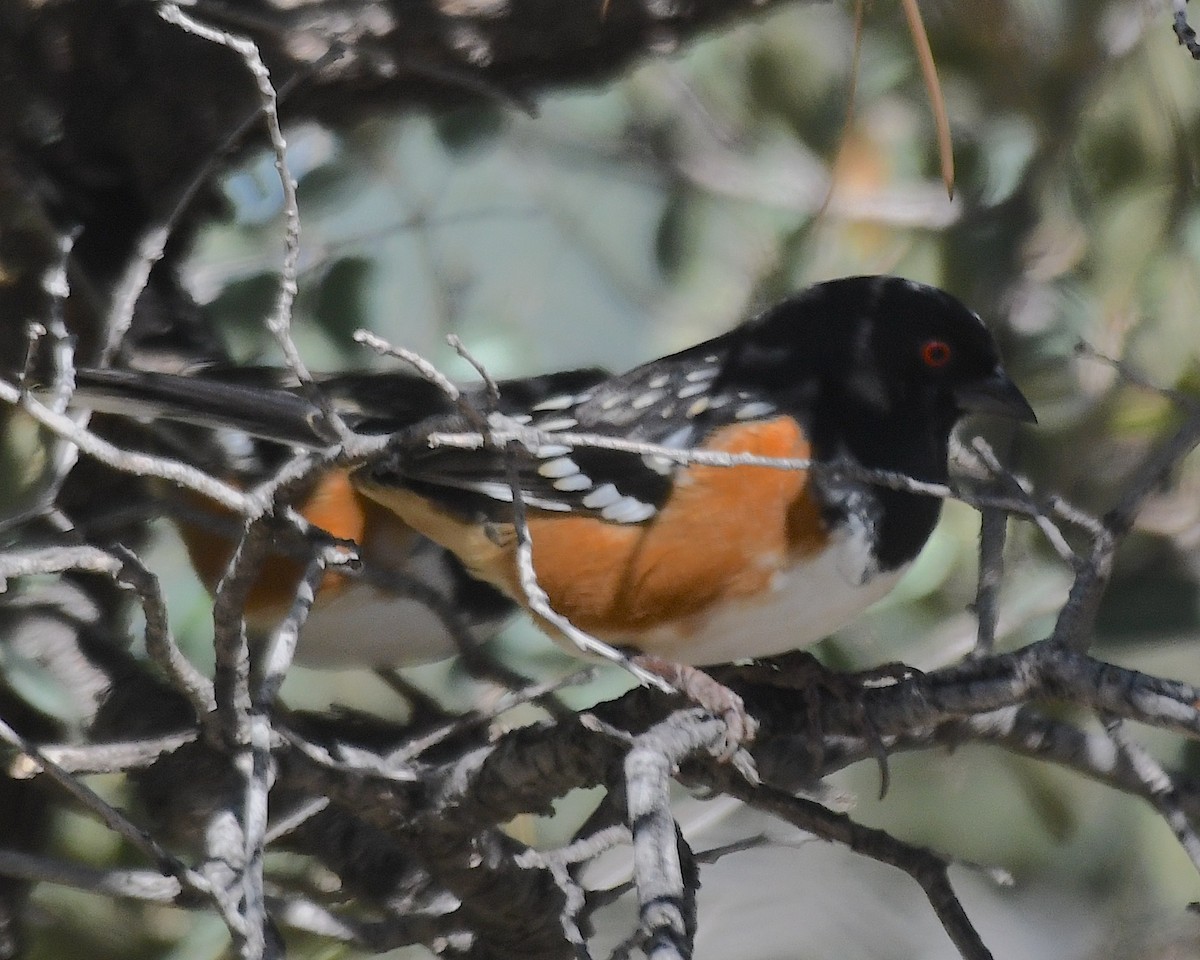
[612,518,907,665]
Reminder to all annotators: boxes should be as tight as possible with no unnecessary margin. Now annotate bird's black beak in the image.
[954,367,1037,423]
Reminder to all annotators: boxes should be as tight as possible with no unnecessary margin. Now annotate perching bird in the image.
[71,276,1034,677]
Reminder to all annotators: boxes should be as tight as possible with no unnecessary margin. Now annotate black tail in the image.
[73,368,333,448]
[71,364,611,448]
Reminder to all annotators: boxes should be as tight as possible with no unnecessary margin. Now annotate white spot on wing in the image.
[553,474,592,492]
[538,457,579,478]
[659,425,694,449]
[531,393,576,412]
[685,367,718,383]
[537,416,578,432]
[631,390,665,410]
[676,381,707,399]
[735,401,776,420]
[582,483,623,509]
[535,444,571,458]
[471,481,514,502]
[601,496,657,523]
[686,397,710,418]
[642,454,674,475]
[648,373,670,389]
[460,479,572,512]
[217,431,260,473]
[529,496,572,511]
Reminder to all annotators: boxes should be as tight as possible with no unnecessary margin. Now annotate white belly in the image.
[618,522,907,666]
[292,583,469,668]
[287,540,502,669]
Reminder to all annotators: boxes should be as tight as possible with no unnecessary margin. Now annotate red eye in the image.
[921,340,952,368]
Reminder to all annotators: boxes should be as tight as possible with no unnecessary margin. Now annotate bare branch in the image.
[10,733,198,777]
[0,545,214,715]
[355,328,491,437]
[387,667,596,764]
[0,849,182,903]
[625,713,727,960]
[1102,716,1200,871]
[1172,0,1200,62]
[0,715,211,901]
[724,778,993,960]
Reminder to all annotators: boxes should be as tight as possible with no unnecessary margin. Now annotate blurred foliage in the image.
[21,0,1200,957]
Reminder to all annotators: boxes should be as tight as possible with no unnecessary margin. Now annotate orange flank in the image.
[356,417,826,643]
[179,468,414,627]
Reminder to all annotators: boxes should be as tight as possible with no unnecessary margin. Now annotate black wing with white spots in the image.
[365,275,1036,548]
[367,332,787,525]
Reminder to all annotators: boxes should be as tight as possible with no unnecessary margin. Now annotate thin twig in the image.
[210,521,268,745]
[387,667,597,763]
[515,824,633,870]
[9,732,198,777]
[158,3,351,459]
[504,445,672,692]
[1053,406,1200,652]
[207,515,271,959]
[900,0,954,197]
[0,377,251,513]
[448,333,501,404]
[0,716,211,899]
[960,436,1075,561]
[1102,715,1200,871]
[427,422,1084,532]
[624,712,732,959]
[102,225,172,366]
[1075,340,1200,411]
[0,545,214,716]
[355,328,491,436]
[257,553,331,707]
[2,234,86,533]
[280,727,420,782]
[1174,0,1200,59]
[108,544,216,717]
[0,849,183,903]
[262,797,330,845]
[726,778,993,960]
[972,506,1006,657]
[104,20,341,368]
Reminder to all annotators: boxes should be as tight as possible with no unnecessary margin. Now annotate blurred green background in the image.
[20,0,1200,956]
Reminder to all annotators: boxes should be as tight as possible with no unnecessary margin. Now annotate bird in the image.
[70,276,1034,690]
[354,275,1035,668]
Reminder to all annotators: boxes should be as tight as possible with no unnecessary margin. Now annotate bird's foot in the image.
[631,653,759,762]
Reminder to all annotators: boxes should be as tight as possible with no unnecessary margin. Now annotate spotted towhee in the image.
[72,275,1034,675]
